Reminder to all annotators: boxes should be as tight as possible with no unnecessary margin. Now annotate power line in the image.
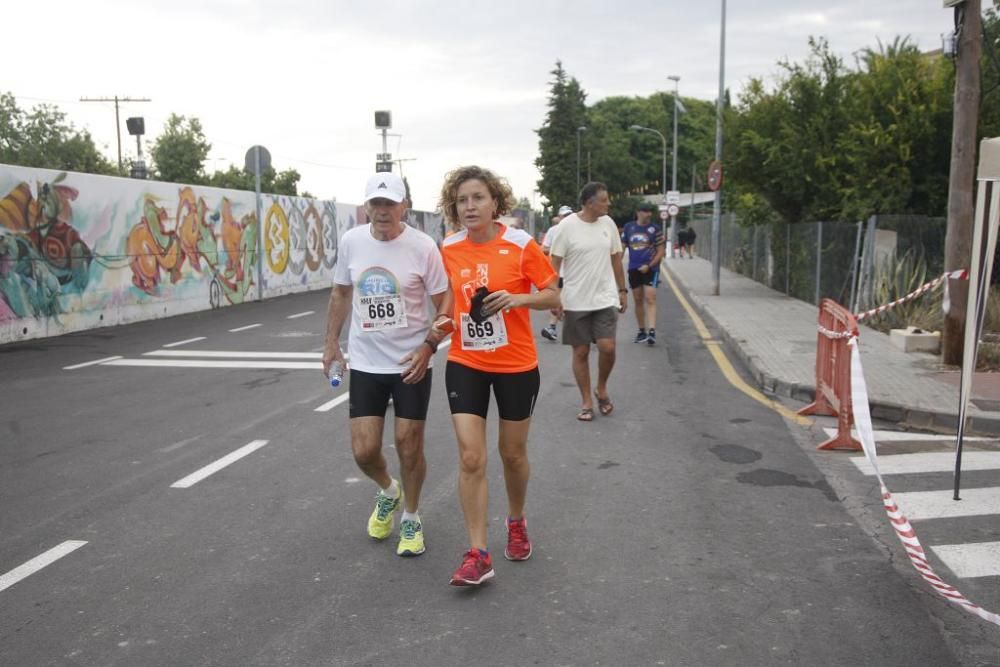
[79,96,151,172]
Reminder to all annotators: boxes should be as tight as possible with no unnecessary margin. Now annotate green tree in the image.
[0,93,116,175]
[149,113,211,184]
[535,61,588,211]
[728,38,852,224]
[838,38,953,219]
[207,164,301,196]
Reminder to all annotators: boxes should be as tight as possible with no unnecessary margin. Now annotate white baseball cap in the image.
[558,205,573,216]
[364,172,407,203]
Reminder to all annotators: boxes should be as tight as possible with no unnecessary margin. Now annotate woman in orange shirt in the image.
[436,165,559,586]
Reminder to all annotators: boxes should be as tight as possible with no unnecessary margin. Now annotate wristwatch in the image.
[618,288,628,294]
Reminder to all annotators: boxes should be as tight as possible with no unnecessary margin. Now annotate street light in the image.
[629,123,667,245]
[668,75,681,257]
[576,126,587,193]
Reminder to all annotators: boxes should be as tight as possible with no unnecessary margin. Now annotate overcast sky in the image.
[6,1,958,210]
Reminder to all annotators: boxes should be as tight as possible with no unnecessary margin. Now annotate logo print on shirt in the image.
[499,249,509,255]
[357,266,400,296]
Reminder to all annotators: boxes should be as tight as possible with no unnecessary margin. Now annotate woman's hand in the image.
[482,290,522,316]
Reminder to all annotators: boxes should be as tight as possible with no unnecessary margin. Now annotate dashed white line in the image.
[229,323,262,332]
[315,393,350,413]
[930,542,1000,578]
[287,311,315,319]
[145,350,322,359]
[163,336,206,348]
[170,440,269,488]
[63,356,123,370]
[0,541,88,593]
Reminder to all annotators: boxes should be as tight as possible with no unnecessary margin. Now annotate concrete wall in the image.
[0,164,444,343]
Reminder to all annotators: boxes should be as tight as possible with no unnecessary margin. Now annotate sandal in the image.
[577,407,594,422]
[594,391,614,416]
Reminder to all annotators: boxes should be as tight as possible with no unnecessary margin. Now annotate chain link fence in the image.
[689,213,948,309]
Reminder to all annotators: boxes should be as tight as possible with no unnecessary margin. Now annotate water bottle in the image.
[329,361,344,388]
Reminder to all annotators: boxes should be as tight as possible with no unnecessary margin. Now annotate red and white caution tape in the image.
[855,269,968,322]
[847,336,1000,626]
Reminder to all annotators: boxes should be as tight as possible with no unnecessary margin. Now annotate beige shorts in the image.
[562,307,618,345]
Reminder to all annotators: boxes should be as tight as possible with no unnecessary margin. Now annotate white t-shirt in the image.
[550,213,622,311]
[541,223,564,276]
[334,223,448,373]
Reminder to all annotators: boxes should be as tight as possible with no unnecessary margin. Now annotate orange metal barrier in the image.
[798,299,862,450]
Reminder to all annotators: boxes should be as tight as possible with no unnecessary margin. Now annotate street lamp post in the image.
[629,124,667,252]
[576,126,587,193]
[711,0,727,295]
[668,75,681,258]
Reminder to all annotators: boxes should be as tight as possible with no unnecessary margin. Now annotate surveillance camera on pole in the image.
[126,116,147,179]
[374,110,393,172]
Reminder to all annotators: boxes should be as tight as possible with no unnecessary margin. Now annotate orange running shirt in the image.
[441,223,557,373]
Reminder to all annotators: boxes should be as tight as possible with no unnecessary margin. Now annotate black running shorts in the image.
[445,361,540,421]
[348,368,433,420]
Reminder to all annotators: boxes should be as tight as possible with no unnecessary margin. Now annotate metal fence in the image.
[689,213,947,309]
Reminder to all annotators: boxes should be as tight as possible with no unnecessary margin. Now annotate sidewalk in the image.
[664,254,1000,436]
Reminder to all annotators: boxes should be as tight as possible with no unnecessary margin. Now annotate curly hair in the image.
[438,165,516,228]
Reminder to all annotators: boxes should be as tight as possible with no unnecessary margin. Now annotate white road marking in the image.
[0,541,88,593]
[849,451,1000,476]
[104,359,322,369]
[229,323,262,332]
[157,434,205,454]
[823,427,992,443]
[287,311,314,319]
[163,337,206,348]
[893,487,1000,521]
[930,542,1000,578]
[170,440,269,488]
[63,356,123,370]
[315,393,349,413]
[145,350,322,359]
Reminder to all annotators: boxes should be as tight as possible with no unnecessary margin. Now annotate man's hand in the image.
[618,291,628,314]
[322,343,347,378]
[550,305,564,320]
[399,343,433,384]
[638,263,649,274]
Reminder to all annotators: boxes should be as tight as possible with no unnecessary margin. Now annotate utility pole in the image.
[79,96,151,173]
[942,0,982,365]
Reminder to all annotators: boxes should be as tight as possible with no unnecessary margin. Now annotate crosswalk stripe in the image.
[823,427,992,443]
[893,487,1000,521]
[104,359,322,369]
[930,542,1000,578]
[849,451,1000,476]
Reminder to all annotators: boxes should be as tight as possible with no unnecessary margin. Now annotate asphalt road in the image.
[0,285,994,666]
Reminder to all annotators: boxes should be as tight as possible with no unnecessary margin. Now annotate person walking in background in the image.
[677,223,697,258]
[438,165,559,586]
[621,202,666,345]
[539,204,573,341]
[550,182,628,422]
[322,172,452,558]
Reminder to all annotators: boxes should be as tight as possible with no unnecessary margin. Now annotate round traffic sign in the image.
[707,160,724,191]
[659,210,669,221]
[667,204,680,217]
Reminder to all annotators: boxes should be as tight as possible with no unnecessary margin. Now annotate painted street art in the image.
[0,164,346,343]
[0,163,445,344]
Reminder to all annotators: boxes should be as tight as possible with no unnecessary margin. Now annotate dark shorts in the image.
[562,307,618,346]
[348,368,432,420]
[628,268,660,289]
[445,361,540,421]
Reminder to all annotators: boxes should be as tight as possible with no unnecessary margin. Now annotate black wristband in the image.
[423,338,438,353]
[618,288,628,294]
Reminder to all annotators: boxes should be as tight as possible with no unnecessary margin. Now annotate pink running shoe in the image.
[449,549,495,586]
[504,517,532,561]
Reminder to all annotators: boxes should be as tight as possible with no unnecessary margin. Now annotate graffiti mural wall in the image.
[0,163,359,343]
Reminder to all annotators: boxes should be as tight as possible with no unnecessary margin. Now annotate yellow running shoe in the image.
[396,519,425,557]
[367,482,402,540]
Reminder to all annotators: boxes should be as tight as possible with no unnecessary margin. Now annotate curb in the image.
[666,267,1000,437]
